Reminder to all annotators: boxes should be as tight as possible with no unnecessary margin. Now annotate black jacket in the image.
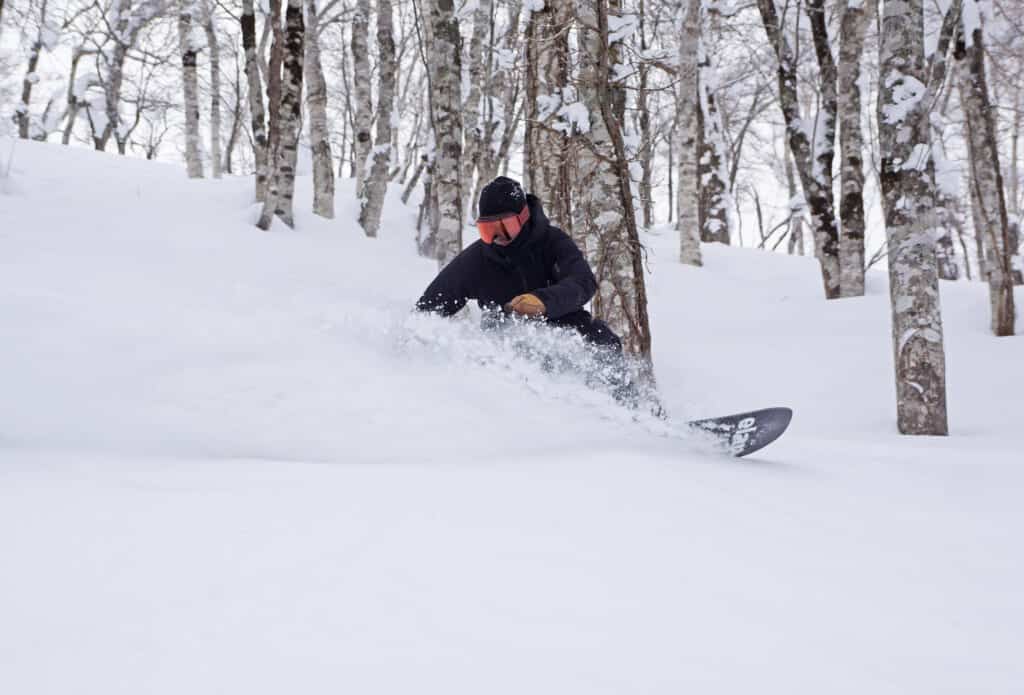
[416,195,598,323]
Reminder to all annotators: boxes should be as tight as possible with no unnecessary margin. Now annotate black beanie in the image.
[477,176,527,220]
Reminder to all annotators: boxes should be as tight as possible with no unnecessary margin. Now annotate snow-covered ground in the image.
[2,139,1022,693]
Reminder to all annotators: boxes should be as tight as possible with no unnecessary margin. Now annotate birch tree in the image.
[87,0,164,153]
[241,0,268,199]
[178,0,204,178]
[305,0,334,218]
[202,0,221,178]
[524,0,572,228]
[757,0,841,298]
[955,11,1016,336]
[15,0,50,140]
[426,0,463,265]
[257,0,304,230]
[697,37,730,245]
[836,0,875,297]
[676,0,702,266]
[461,0,492,219]
[358,0,396,236]
[351,0,372,191]
[575,0,653,359]
[473,0,522,209]
[877,0,948,435]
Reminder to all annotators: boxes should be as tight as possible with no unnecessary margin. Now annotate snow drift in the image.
[1,139,1022,694]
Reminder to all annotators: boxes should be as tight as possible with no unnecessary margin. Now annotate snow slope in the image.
[2,139,1022,694]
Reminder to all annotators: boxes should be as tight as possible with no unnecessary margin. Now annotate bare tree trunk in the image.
[259,0,284,224]
[676,0,702,266]
[933,131,963,280]
[636,0,654,229]
[1011,89,1021,223]
[179,1,205,179]
[95,2,130,152]
[17,0,48,139]
[62,47,86,145]
[758,0,841,298]
[461,0,492,219]
[402,155,427,204]
[305,0,335,218]
[877,0,948,435]
[524,0,571,226]
[427,0,463,265]
[241,0,268,200]
[956,26,1016,336]
[475,1,522,211]
[837,0,875,297]
[575,0,653,359]
[417,164,441,257]
[785,147,805,255]
[667,133,674,224]
[337,28,353,179]
[351,0,372,190]
[203,2,222,178]
[258,0,304,229]
[224,59,243,173]
[697,41,729,244]
[358,0,397,236]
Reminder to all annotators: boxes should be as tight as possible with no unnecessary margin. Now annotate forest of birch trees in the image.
[2,0,1022,434]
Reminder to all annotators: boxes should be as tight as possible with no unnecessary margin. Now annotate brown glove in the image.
[505,293,546,317]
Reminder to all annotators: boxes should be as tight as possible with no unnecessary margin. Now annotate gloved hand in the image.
[505,293,546,317]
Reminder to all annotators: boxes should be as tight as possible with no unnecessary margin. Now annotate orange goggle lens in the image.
[477,207,530,244]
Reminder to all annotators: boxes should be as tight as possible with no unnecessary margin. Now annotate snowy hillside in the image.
[2,139,1022,694]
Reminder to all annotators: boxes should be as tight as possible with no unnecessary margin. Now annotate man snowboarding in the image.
[416,176,624,350]
[415,177,793,457]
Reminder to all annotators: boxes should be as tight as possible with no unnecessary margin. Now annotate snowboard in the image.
[686,407,793,458]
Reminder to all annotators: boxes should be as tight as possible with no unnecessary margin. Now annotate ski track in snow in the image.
[1,139,1022,694]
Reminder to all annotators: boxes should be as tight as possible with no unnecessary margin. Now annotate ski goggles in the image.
[477,206,530,245]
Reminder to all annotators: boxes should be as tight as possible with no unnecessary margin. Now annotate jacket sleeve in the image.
[415,248,477,316]
[533,228,598,319]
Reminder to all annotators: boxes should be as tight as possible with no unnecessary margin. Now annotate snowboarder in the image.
[415,177,794,455]
[416,176,622,350]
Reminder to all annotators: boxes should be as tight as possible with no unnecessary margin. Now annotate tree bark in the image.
[257,0,304,230]
[785,147,805,255]
[956,25,1016,336]
[697,39,729,245]
[636,0,653,229]
[474,1,522,211]
[241,0,269,200]
[178,1,205,178]
[358,0,397,236]
[351,0,372,190]
[203,2,222,178]
[426,0,463,265]
[877,0,949,435]
[758,0,841,298]
[461,0,493,219]
[305,0,335,218]
[676,0,702,266]
[224,61,243,174]
[62,47,87,145]
[575,0,653,359]
[17,0,48,139]
[524,0,572,228]
[95,1,131,152]
[837,0,875,297]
